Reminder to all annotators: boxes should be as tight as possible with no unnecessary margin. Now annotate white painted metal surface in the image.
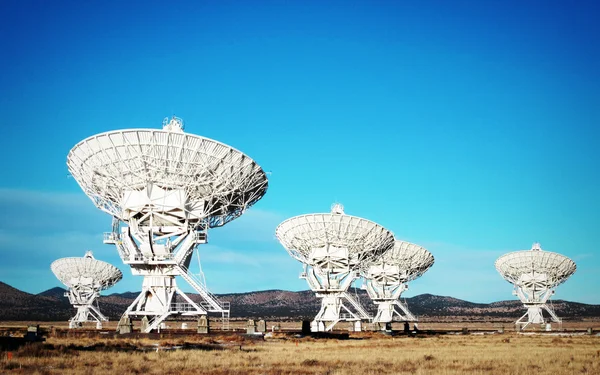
[361,240,434,325]
[276,204,395,332]
[495,243,576,330]
[67,116,268,332]
[51,251,122,329]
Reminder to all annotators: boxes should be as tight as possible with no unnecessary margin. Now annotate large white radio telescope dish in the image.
[495,243,576,330]
[67,116,268,332]
[276,204,395,332]
[51,251,122,329]
[67,116,268,228]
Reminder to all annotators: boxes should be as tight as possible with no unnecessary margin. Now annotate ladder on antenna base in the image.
[146,312,172,333]
[393,300,417,322]
[176,265,231,331]
[221,302,230,331]
[340,291,371,320]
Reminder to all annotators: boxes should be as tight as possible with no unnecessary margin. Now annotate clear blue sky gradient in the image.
[0,1,598,304]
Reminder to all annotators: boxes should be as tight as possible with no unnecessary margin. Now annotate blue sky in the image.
[0,0,598,304]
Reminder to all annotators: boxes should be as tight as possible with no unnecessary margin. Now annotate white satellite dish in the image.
[51,251,122,329]
[67,116,268,332]
[361,240,434,326]
[276,204,395,332]
[495,243,576,330]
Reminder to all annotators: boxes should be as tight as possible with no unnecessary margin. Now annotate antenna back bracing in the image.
[67,116,268,332]
[276,204,395,332]
[361,240,434,326]
[51,251,122,329]
[495,243,576,330]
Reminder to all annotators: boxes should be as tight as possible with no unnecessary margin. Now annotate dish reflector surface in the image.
[67,121,268,227]
[275,204,395,267]
[495,243,576,289]
[51,252,123,290]
[363,240,434,282]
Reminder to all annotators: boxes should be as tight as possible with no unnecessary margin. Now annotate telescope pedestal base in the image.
[311,292,370,332]
[68,300,108,329]
[121,274,209,333]
[371,300,417,325]
[516,304,561,331]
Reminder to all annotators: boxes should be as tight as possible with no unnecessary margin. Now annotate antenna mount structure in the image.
[495,243,576,330]
[67,116,268,332]
[361,240,434,327]
[51,251,122,329]
[276,204,394,332]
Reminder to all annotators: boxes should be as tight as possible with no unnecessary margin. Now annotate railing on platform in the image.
[103,232,120,243]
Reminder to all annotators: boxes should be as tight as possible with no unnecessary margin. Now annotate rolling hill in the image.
[1,281,599,321]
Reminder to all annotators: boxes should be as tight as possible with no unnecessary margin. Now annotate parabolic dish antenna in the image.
[67,116,267,228]
[276,203,395,332]
[51,251,122,329]
[495,243,576,330]
[361,240,434,326]
[67,116,268,332]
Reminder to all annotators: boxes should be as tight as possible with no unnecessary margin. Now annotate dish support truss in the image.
[66,284,108,329]
[363,277,416,325]
[300,248,371,332]
[512,274,561,330]
[104,217,230,333]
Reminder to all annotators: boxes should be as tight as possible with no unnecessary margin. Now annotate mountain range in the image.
[2,281,599,321]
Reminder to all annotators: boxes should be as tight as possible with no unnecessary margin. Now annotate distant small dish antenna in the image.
[51,251,122,329]
[495,243,576,330]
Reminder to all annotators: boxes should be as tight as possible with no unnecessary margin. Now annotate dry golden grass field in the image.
[1,327,600,375]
